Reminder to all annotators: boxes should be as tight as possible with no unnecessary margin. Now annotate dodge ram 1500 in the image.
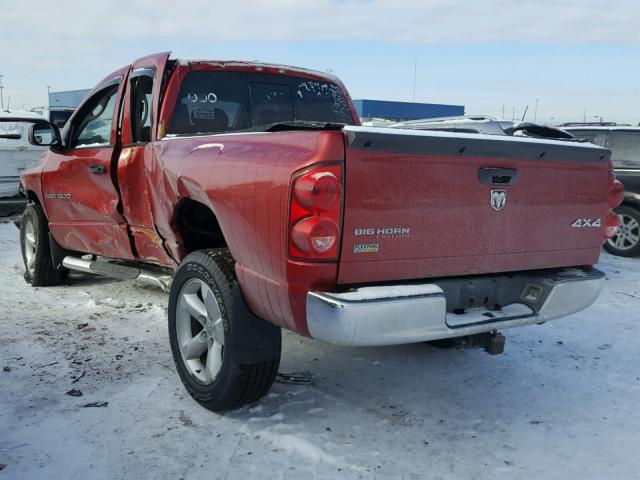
[9,53,624,411]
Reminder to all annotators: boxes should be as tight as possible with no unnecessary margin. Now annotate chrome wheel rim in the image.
[23,217,36,276]
[607,213,640,251]
[176,278,225,384]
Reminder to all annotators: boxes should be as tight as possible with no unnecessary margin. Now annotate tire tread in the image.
[20,204,59,287]
[604,205,640,257]
[169,248,281,412]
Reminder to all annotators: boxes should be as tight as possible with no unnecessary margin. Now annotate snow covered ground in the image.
[0,222,639,480]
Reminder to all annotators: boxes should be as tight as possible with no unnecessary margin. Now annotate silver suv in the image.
[0,111,48,222]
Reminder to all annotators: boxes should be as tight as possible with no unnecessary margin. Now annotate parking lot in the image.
[0,222,639,479]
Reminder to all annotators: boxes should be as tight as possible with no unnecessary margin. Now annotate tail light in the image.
[608,179,624,208]
[289,163,343,260]
[604,212,621,239]
[603,168,624,239]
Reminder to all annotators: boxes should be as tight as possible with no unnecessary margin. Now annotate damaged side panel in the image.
[116,145,177,266]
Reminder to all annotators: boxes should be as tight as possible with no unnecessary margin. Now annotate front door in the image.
[42,67,135,259]
[116,53,174,266]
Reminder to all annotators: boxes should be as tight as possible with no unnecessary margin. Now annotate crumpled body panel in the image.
[152,130,346,334]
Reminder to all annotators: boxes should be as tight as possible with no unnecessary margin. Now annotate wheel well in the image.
[24,190,41,205]
[175,199,227,254]
[620,200,640,212]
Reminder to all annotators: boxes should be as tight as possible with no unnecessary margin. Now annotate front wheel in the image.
[20,204,60,286]
[168,249,281,412]
[604,205,640,257]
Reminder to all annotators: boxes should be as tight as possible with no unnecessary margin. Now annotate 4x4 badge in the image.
[490,190,506,211]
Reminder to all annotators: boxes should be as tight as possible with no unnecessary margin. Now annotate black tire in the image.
[604,205,640,257]
[20,204,60,286]
[168,249,281,412]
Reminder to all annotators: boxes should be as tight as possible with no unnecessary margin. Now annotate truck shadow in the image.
[226,328,606,431]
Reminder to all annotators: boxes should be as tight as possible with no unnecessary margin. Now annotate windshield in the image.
[167,71,354,136]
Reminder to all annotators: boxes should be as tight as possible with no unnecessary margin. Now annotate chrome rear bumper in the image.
[306,268,604,346]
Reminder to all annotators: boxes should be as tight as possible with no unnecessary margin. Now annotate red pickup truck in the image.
[11,53,623,411]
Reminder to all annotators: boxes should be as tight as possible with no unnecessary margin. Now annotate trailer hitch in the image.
[468,331,505,355]
[428,330,505,355]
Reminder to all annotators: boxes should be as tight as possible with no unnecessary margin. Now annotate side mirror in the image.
[28,122,62,148]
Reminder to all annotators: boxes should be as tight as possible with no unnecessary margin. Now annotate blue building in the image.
[47,89,91,127]
[353,99,464,121]
[48,89,91,109]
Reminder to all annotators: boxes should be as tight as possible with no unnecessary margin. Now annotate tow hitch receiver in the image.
[435,331,505,355]
[472,331,506,355]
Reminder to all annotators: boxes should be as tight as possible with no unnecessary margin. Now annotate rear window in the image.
[0,121,28,145]
[606,132,640,168]
[167,70,354,135]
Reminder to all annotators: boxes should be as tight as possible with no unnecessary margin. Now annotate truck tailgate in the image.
[338,126,611,284]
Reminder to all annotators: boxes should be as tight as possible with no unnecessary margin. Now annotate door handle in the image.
[478,167,517,186]
[89,165,106,174]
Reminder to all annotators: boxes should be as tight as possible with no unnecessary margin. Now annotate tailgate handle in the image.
[478,167,517,186]
[89,165,106,175]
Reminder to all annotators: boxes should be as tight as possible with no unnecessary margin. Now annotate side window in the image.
[130,74,154,143]
[606,132,640,168]
[73,86,119,147]
[250,82,294,126]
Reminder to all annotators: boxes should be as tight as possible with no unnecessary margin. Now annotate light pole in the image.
[0,75,4,110]
[534,98,538,122]
[412,56,417,102]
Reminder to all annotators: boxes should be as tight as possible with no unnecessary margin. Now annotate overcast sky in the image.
[1,0,638,124]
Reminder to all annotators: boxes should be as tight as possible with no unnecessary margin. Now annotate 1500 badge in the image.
[44,193,71,200]
[571,218,601,228]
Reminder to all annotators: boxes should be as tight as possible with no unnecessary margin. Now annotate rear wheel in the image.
[20,204,60,286]
[604,205,640,257]
[168,249,281,412]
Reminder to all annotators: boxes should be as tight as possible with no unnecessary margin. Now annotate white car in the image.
[0,110,48,222]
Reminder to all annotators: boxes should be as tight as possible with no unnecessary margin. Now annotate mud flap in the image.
[48,233,78,271]
[231,282,282,364]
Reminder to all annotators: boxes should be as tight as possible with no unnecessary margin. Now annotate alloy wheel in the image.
[175,278,225,384]
[22,216,36,277]
[608,213,640,251]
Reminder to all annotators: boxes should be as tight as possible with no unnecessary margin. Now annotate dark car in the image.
[565,126,640,256]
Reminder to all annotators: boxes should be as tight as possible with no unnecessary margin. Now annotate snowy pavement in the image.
[0,222,639,480]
